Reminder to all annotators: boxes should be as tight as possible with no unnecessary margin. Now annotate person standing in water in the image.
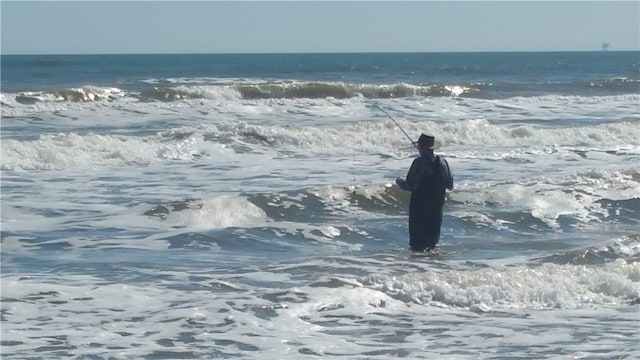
[396,134,454,252]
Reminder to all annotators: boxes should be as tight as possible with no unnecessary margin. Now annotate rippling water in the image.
[2,52,639,359]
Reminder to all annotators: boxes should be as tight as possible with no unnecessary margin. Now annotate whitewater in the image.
[1,52,639,359]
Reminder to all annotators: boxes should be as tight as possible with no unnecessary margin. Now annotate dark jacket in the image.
[398,155,453,251]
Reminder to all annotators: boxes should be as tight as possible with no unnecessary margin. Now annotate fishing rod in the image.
[374,104,419,150]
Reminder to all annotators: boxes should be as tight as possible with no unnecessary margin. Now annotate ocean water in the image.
[1,52,639,359]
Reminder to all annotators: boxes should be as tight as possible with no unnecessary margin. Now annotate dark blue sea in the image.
[2,52,639,359]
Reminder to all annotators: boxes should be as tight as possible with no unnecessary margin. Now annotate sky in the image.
[1,1,639,55]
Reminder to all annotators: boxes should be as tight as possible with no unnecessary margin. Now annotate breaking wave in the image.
[3,76,637,107]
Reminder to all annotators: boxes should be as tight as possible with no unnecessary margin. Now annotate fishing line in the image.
[373,104,419,150]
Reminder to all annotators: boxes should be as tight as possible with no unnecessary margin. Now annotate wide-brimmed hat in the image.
[415,134,440,149]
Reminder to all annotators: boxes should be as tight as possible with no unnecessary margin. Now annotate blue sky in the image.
[1,1,639,54]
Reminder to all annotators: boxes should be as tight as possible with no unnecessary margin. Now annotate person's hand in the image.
[395,177,405,187]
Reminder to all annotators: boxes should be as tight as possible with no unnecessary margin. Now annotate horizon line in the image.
[3,49,639,56]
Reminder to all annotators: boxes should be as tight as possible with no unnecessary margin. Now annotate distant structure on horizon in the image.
[601,42,610,51]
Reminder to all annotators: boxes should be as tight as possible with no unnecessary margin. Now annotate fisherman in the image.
[396,134,453,252]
